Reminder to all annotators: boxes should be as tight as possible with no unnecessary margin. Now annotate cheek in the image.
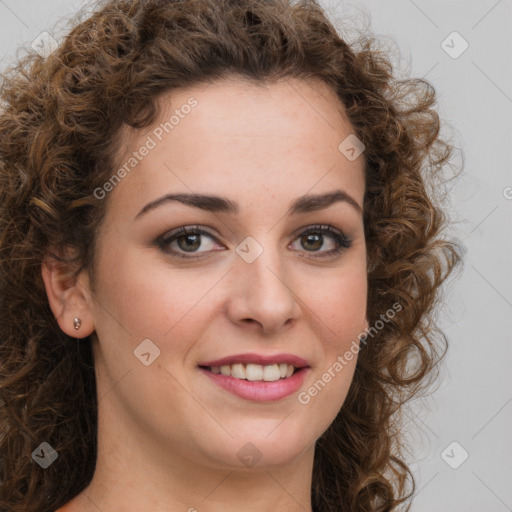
[297,262,366,412]
[297,269,366,425]
[306,264,367,344]
[94,248,224,340]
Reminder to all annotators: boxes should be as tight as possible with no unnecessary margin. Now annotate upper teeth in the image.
[210,363,295,381]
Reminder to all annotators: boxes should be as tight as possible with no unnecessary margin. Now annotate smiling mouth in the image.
[199,363,298,382]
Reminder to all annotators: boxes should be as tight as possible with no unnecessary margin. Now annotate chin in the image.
[204,423,316,470]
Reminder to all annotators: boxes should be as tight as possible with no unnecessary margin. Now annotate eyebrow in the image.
[135,189,362,220]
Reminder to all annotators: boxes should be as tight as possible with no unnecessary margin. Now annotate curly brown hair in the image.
[0,0,462,511]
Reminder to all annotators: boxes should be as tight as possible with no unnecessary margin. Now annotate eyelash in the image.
[156,224,352,260]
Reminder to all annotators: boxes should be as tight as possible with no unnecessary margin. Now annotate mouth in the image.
[199,362,299,382]
[197,353,310,402]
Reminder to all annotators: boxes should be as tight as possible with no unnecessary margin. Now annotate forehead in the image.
[115,75,354,159]
[107,76,365,217]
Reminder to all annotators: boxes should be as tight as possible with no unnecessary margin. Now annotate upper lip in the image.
[198,353,309,368]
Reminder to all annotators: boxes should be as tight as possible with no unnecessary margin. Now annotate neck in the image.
[57,402,315,512]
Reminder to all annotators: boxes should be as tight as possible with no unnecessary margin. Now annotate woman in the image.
[0,0,462,511]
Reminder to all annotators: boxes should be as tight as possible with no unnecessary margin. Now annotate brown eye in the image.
[300,233,323,251]
[157,226,224,258]
[290,225,352,258]
[176,234,202,252]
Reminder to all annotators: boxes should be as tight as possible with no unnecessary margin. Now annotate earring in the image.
[73,317,82,330]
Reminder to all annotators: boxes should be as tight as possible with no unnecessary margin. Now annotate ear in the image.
[41,251,95,339]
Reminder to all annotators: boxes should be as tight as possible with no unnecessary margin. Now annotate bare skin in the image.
[44,76,368,512]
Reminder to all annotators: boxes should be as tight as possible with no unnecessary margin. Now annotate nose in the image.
[225,243,301,335]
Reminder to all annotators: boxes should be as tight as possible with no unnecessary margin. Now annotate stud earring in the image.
[73,317,82,330]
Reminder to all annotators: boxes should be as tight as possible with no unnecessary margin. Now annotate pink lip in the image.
[199,367,309,402]
[198,353,309,368]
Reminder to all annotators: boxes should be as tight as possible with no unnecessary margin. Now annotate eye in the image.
[156,224,352,260]
[156,225,224,259]
[289,224,352,258]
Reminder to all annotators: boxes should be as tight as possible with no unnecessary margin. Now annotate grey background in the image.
[1,0,511,510]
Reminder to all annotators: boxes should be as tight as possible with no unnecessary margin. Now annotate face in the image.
[77,77,367,472]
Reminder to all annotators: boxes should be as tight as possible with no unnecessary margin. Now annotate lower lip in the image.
[199,367,309,402]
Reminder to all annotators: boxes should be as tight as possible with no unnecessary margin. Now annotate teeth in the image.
[231,363,246,379]
[246,363,263,381]
[208,363,297,381]
[262,364,281,381]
